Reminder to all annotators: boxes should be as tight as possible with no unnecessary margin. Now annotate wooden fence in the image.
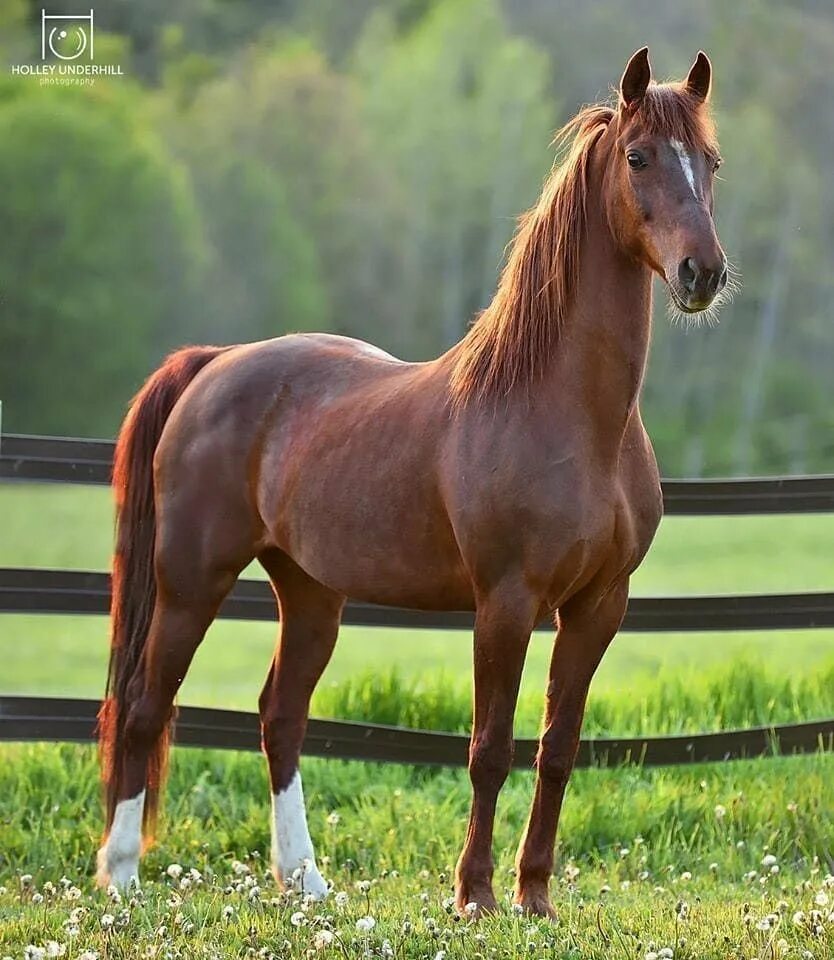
[2,433,834,768]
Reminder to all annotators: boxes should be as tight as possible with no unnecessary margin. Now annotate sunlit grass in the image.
[1,743,832,957]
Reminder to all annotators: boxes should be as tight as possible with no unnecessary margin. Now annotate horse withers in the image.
[97,47,729,918]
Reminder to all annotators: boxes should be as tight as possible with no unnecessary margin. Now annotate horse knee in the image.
[469,735,513,791]
[536,742,575,787]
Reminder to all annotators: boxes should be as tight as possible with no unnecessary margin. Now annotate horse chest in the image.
[533,439,662,606]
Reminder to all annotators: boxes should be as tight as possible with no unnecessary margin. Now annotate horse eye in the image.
[712,156,723,173]
[626,151,646,169]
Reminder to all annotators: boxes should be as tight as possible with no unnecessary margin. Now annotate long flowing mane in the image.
[449,83,717,408]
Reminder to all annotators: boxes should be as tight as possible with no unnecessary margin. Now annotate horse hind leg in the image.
[97,503,254,888]
[257,549,344,898]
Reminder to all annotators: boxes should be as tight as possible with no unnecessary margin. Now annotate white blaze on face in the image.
[670,139,697,198]
[96,790,144,890]
[272,771,328,899]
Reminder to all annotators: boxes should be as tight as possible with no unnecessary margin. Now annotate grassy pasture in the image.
[1,743,833,957]
[2,482,833,955]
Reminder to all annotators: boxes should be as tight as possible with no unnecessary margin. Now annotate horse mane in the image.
[449,82,717,408]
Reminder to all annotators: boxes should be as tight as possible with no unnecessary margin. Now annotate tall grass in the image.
[3,742,834,957]
[312,655,834,737]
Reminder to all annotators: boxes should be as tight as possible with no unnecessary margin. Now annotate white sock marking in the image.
[97,790,144,890]
[272,771,328,899]
[670,139,697,197]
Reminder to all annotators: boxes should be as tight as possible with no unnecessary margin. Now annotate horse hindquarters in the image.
[97,345,250,889]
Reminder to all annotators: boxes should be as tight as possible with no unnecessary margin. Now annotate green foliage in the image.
[189,152,327,341]
[356,0,554,354]
[2,0,834,462]
[0,84,206,436]
[163,40,396,346]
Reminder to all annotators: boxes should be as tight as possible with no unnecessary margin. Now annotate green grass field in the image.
[1,744,833,957]
[2,483,833,956]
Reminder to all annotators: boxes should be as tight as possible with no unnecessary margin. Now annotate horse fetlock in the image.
[97,790,145,889]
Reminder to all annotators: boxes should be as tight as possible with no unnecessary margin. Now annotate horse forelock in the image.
[630,82,718,156]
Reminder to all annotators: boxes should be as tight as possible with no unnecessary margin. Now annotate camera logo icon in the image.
[41,9,94,61]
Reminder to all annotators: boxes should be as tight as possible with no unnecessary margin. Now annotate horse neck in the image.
[542,148,653,431]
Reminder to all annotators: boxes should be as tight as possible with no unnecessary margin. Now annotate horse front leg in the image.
[514,581,628,917]
[454,579,539,916]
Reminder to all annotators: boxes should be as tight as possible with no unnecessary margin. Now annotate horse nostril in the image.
[678,257,698,293]
[718,262,728,292]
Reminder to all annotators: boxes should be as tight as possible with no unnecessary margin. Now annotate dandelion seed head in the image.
[313,929,334,949]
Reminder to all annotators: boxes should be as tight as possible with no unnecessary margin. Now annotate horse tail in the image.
[98,345,227,839]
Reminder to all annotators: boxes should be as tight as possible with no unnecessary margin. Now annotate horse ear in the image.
[620,47,652,110]
[685,51,712,102]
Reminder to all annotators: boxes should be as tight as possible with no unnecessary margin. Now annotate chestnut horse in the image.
[97,48,728,916]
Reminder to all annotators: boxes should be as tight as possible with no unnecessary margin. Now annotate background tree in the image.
[0,85,206,435]
[1,0,832,474]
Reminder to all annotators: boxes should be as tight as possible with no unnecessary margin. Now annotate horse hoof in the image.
[96,844,139,891]
[297,865,329,901]
[277,861,329,901]
[455,884,499,919]
[514,887,557,919]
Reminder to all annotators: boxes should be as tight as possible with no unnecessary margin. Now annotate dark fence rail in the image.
[3,433,834,514]
[2,696,832,768]
[2,567,834,632]
[2,435,834,767]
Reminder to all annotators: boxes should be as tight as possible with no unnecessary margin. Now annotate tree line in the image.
[0,0,832,476]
